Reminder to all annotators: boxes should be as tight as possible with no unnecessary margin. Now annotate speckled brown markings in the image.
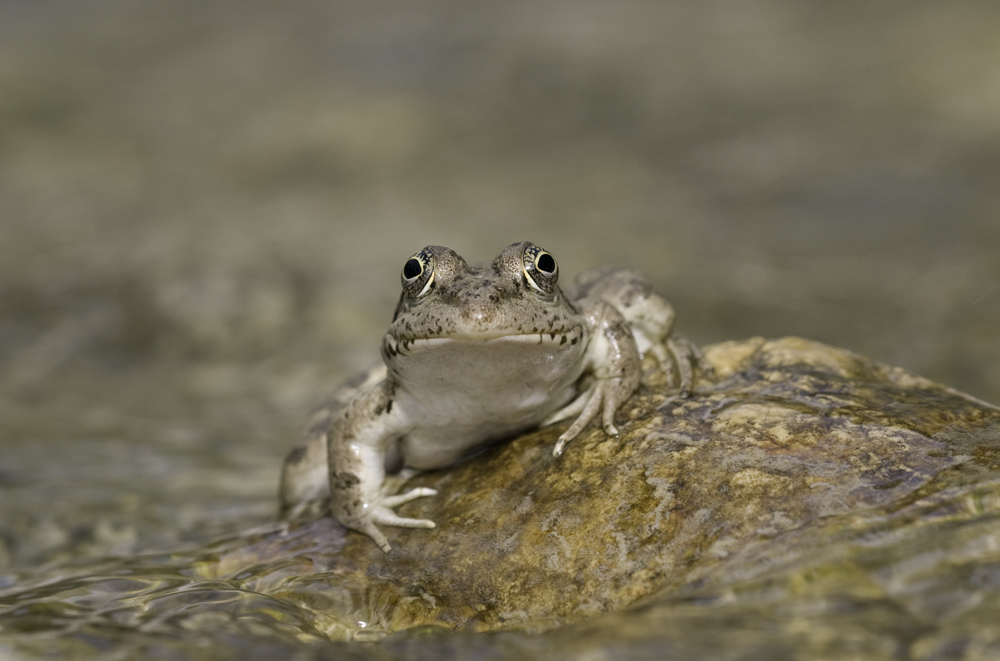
[280,242,702,551]
[331,471,360,490]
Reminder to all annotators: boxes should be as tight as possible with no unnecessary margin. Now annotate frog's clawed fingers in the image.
[552,377,627,456]
[348,488,438,554]
[353,517,393,553]
[382,487,437,508]
[371,508,436,531]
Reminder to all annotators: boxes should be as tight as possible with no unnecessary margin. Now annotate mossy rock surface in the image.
[205,336,1000,635]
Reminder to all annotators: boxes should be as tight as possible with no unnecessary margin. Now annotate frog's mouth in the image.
[382,328,585,359]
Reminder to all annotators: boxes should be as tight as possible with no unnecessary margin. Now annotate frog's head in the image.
[381,242,586,365]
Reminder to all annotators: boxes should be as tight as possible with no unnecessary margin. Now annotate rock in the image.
[200,336,1000,637]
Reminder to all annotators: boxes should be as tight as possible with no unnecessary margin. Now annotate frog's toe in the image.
[382,487,437,507]
[649,343,670,367]
[542,390,589,427]
[354,518,393,553]
[372,508,437,530]
[553,389,602,455]
[601,409,620,438]
[351,502,437,553]
[665,339,696,395]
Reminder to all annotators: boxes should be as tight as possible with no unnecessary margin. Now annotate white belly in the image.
[388,335,587,469]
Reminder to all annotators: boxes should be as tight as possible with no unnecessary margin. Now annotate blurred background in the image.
[1,0,998,569]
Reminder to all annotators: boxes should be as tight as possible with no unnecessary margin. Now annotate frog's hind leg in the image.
[570,268,708,399]
[278,430,330,520]
[617,294,701,397]
[591,275,695,397]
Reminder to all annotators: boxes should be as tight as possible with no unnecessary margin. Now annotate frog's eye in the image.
[401,249,436,298]
[522,244,559,295]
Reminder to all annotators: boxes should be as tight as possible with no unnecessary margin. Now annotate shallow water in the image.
[2,1,999,658]
[4,468,1000,659]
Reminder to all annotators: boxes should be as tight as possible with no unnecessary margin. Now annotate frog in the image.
[279,241,702,552]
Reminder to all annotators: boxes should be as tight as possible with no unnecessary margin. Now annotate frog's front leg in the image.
[547,300,641,456]
[328,381,436,552]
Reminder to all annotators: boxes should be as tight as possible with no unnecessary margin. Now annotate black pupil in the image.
[536,253,556,274]
[403,258,423,280]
